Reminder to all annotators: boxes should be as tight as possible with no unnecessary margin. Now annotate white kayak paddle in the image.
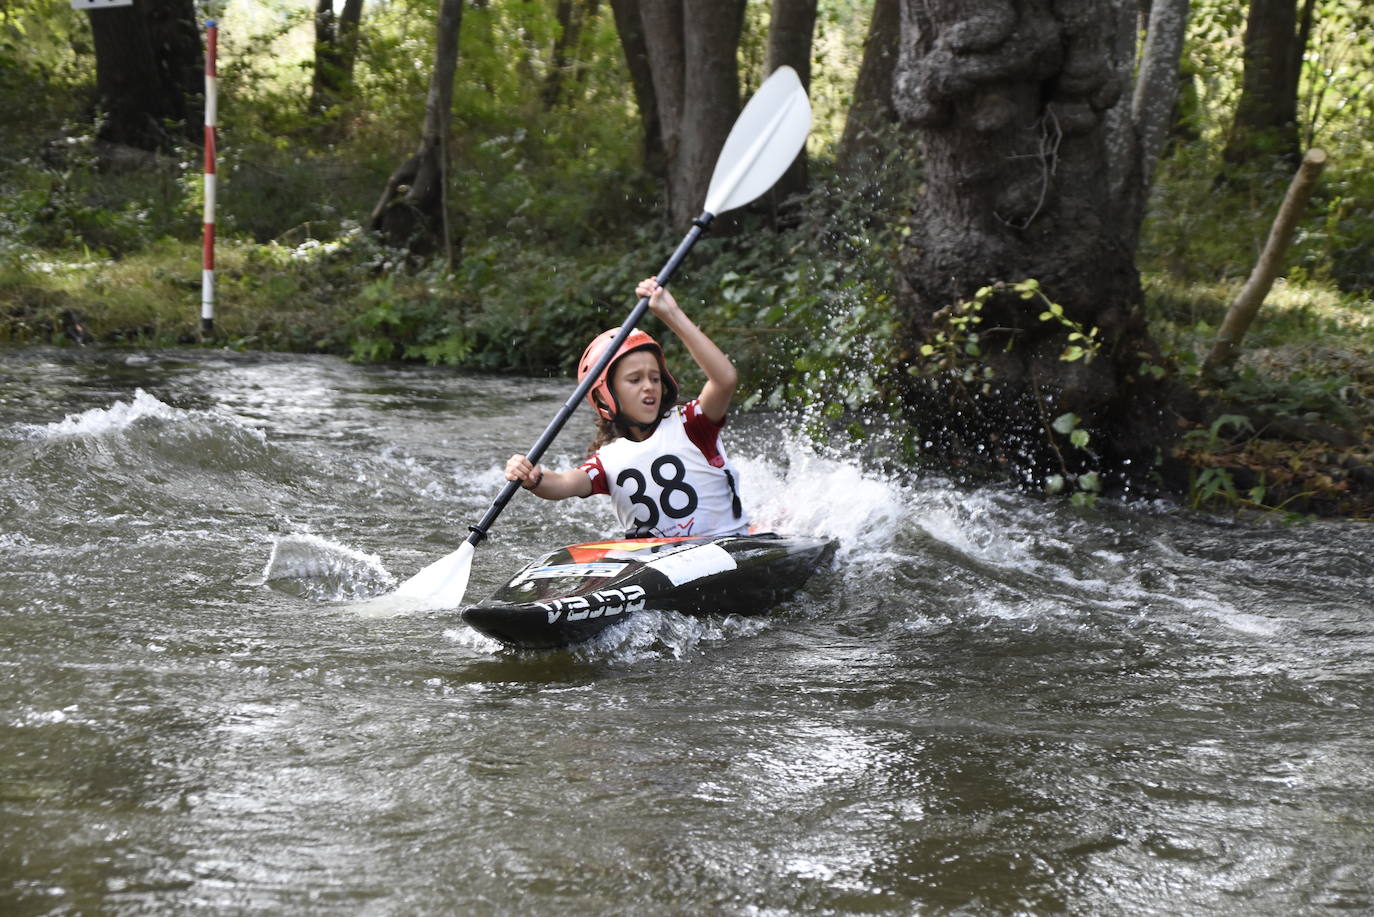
[389,66,812,611]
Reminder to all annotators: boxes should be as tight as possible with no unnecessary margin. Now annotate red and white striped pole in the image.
[202,20,218,333]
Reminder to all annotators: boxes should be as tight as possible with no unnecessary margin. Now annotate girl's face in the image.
[611,350,663,431]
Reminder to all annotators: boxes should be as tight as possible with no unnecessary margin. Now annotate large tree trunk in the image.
[893,0,1171,488]
[836,0,901,176]
[86,0,202,154]
[309,0,366,118]
[368,0,463,259]
[762,0,817,212]
[1220,0,1312,172]
[638,0,747,225]
[608,0,665,177]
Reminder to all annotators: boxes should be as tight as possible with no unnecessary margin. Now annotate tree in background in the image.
[1108,0,1191,250]
[636,0,747,225]
[368,0,463,259]
[608,0,665,177]
[762,0,817,211]
[543,0,601,108]
[835,0,899,177]
[891,0,1185,487]
[84,0,201,154]
[1220,0,1315,172]
[309,0,366,120]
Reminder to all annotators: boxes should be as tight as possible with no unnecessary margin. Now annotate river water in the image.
[2,345,1372,915]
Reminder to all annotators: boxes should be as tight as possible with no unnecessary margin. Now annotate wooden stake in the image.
[1203,148,1328,377]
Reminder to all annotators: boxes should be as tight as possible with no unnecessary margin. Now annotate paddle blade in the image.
[392,540,475,609]
[703,65,812,216]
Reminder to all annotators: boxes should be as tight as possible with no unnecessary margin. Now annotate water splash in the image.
[21,388,181,438]
[260,533,395,601]
[21,388,265,445]
[738,438,904,557]
[572,609,773,664]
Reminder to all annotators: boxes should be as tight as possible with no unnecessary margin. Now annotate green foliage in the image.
[1043,411,1100,507]
[1,127,197,257]
[1144,272,1373,430]
[1027,279,1101,362]
[916,291,991,382]
[3,0,1372,520]
[908,279,1101,380]
[1180,415,1265,512]
[447,226,675,374]
[1227,368,1365,430]
[1143,0,1374,291]
[0,0,90,132]
[344,274,471,364]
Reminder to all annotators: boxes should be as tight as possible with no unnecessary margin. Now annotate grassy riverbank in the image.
[3,79,1371,519]
[4,221,1373,518]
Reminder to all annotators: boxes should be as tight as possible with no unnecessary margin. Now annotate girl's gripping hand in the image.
[637,276,682,322]
[504,454,543,490]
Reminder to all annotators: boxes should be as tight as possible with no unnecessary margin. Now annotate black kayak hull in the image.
[461,533,837,649]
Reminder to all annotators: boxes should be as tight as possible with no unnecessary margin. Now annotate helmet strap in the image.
[599,372,665,440]
[616,411,662,440]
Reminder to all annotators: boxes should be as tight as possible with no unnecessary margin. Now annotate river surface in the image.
[2,346,1372,916]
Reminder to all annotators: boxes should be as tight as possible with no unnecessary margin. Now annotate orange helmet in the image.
[578,328,679,423]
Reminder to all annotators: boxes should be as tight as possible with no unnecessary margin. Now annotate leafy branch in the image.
[1017,278,1102,363]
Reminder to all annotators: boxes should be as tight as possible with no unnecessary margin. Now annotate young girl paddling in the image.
[504,276,749,538]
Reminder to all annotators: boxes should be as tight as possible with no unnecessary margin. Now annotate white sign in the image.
[647,543,737,586]
[71,0,134,9]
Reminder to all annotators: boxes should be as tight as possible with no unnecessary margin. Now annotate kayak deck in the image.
[461,533,837,649]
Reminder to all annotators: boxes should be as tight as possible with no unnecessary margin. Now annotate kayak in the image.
[461,532,838,649]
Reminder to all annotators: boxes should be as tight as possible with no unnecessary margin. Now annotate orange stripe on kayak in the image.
[566,537,696,564]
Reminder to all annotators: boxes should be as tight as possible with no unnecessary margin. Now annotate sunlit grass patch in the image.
[0,237,356,349]
[1258,279,1374,343]
[1146,272,1374,361]
[1145,271,1374,441]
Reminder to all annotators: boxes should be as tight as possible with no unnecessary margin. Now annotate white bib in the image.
[592,406,748,538]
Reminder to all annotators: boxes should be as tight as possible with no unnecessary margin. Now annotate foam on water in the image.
[21,388,265,444]
[441,626,504,653]
[738,437,1317,646]
[23,388,179,438]
[574,609,774,665]
[248,417,1330,657]
[10,387,283,490]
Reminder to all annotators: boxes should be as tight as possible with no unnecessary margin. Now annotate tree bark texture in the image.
[836,0,901,176]
[1220,0,1310,171]
[893,0,1170,483]
[608,0,665,176]
[638,0,747,225]
[369,0,463,258]
[86,0,202,153]
[1101,0,1141,195]
[762,0,817,210]
[1109,0,1189,248]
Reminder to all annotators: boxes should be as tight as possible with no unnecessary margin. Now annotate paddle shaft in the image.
[465,212,716,547]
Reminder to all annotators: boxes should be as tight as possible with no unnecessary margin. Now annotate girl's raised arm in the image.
[635,276,737,423]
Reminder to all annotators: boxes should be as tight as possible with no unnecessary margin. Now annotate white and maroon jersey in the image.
[579,400,749,538]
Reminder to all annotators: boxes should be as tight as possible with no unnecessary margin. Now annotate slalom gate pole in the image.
[202,20,218,334]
